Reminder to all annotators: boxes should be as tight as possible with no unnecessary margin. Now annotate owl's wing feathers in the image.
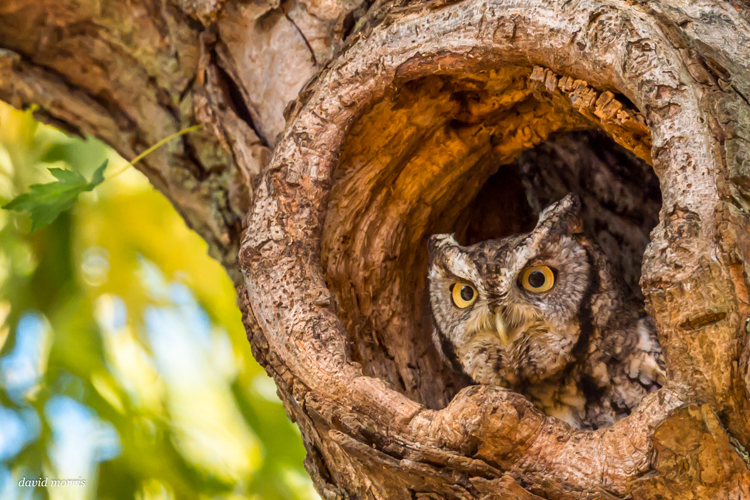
[625,317,666,388]
[591,316,665,422]
[576,238,666,423]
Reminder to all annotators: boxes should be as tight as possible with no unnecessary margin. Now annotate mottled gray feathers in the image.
[427,193,665,429]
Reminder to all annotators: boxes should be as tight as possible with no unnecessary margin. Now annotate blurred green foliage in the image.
[0,103,317,500]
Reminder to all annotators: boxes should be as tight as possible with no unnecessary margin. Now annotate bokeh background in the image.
[0,103,318,500]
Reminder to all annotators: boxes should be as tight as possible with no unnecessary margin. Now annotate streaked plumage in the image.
[427,194,664,429]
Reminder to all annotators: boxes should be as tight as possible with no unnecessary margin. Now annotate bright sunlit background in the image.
[0,103,318,500]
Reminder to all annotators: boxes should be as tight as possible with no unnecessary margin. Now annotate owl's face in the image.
[427,194,592,386]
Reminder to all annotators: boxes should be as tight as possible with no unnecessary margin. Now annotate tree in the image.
[2,0,750,497]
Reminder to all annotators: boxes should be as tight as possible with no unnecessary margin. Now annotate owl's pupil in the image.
[460,286,474,301]
[528,270,546,288]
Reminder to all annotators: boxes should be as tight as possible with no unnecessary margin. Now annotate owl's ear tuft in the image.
[535,193,583,236]
[427,234,458,258]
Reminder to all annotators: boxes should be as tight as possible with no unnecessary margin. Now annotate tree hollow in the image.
[240,1,750,497]
[322,68,662,409]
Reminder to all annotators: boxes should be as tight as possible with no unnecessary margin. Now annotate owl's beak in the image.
[494,313,511,346]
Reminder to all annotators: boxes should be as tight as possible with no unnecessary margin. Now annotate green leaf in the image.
[49,168,84,183]
[2,159,108,231]
[89,160,107,186]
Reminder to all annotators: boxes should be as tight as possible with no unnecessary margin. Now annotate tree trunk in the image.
[3,0,750,498]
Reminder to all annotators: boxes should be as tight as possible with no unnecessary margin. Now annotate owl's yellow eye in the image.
[521,265,555,293]
[450,282,477,309]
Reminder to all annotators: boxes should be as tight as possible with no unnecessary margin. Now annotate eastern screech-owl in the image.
[427,194,665,429]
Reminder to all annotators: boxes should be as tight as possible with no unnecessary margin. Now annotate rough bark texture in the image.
[3,0,750,498]
[0,0,367,281]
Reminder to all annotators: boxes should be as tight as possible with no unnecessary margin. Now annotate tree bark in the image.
[3,0,750,498]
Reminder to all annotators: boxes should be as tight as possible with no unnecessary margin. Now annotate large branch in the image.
[0,0,367,280]
[240,0,750,497]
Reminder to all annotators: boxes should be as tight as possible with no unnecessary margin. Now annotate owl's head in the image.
[427,194,593,386]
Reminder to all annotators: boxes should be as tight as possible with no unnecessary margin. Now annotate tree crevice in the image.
[284,11,319,66]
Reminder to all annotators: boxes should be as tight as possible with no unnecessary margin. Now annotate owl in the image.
[427,194,665,429]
